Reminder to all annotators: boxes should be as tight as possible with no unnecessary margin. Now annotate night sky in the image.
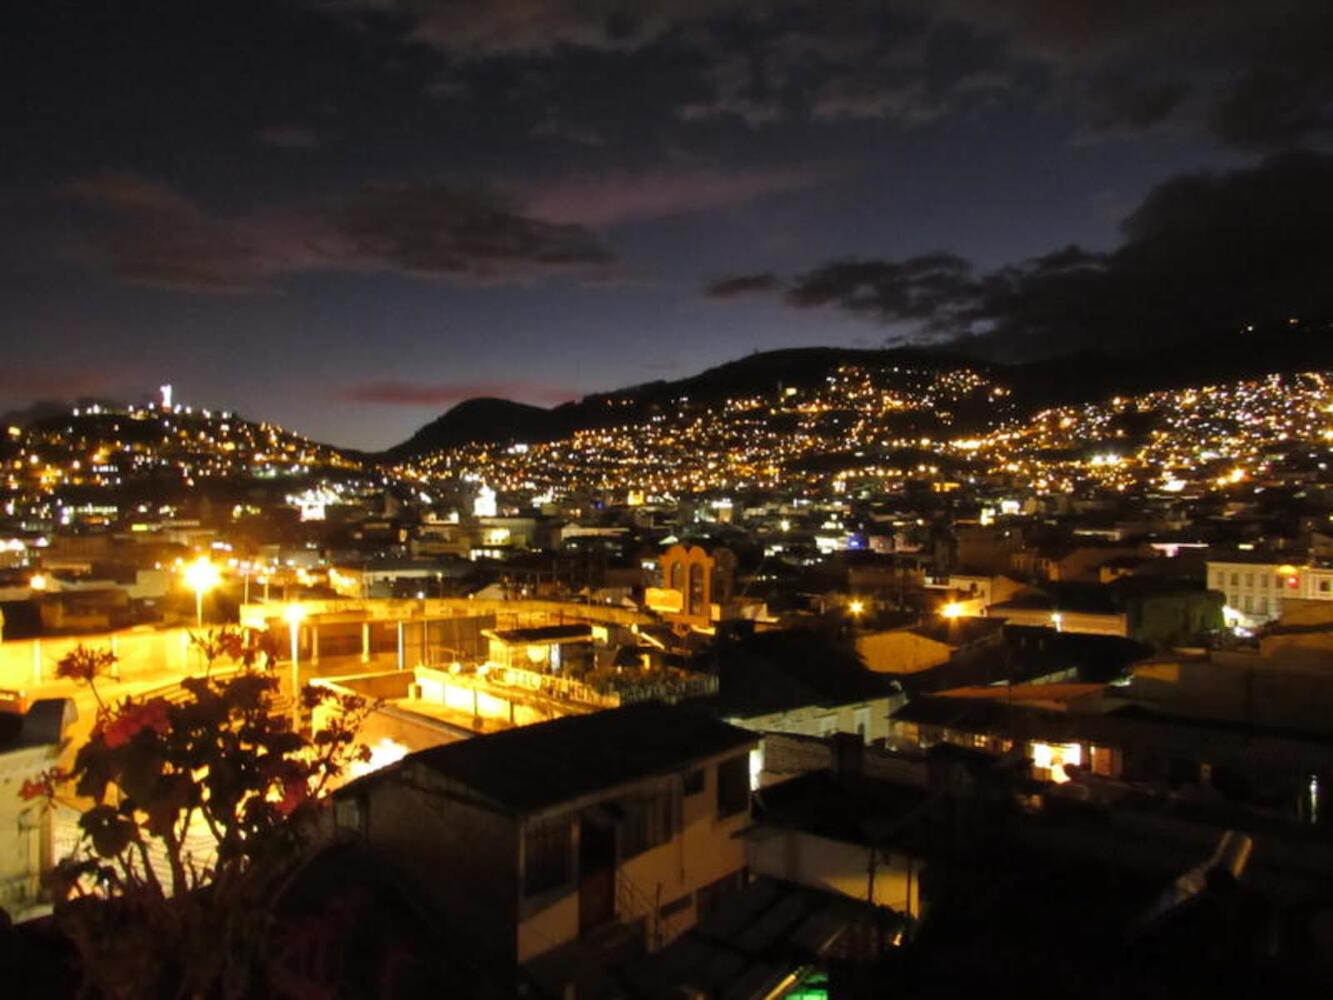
[4,1,1332,450]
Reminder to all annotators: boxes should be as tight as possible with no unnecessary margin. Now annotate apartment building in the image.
[329,703,757,992]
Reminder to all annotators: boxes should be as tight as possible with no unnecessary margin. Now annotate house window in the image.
[895,722,920,745]
[716,755,750,819]
[620,790,674,859]
[688,563,706,617]
[1322,581,1331,594]
[1260,574,1268,589]
[683,769,705,796]
[1090,746,1116,777]
[333,795,366,837]
[523,817,572,897]
[1230,573,1239,586]
[1245,573,1253,587]
[1243,595,1252,612]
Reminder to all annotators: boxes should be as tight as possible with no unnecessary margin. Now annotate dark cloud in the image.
[1211,63,1333,150]
[338,378,579,406]
[679,51,784,127]
[58,172,291,291]
[530,115,606,147]
[336,182,611,277]
[810,76,944,124]
[1084,76,1190,136]
[929,0,1333,149]
[528,165,832,227]
[56,172,612,290]
[715,152,1333,358]
[332,1,1333,147]
[256,124,323,149]
[332,1,764,58]
[786,253,978,333]
[703,272,781,297]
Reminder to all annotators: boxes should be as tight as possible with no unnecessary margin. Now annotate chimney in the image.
[832,731,864,776]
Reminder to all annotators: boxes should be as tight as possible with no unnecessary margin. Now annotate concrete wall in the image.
[618,751,752,948]
[731,696,899,746]
[748,829,921,918]
[0,626,206,692]
[351,765,520,966]
[0,743,59,916]
[415,666,595,728]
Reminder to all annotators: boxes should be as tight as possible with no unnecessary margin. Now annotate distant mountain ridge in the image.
[386,321,1333,460]
[0,397,125,428]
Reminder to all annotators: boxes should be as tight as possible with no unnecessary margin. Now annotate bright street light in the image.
[848,599,865,616]
[183,557,220,629]
[941,602,965,619]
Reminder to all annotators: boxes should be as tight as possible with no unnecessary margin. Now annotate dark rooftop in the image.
[753,768,930,844]
[709,628,901,717]
[408,703,755,814]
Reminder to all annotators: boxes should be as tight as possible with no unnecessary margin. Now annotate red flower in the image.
[103,698,172,748]
[276,779,308,817]
[20,775,54,801]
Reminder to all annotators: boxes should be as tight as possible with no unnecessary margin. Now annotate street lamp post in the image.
[183,557,220,629]
[284,604,306,731]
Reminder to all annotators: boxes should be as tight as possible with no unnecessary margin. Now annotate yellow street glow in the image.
[183,557,220,594]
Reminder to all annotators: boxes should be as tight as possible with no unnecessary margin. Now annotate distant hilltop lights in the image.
[4,389,360,505]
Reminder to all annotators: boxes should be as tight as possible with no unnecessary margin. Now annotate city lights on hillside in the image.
[393,368,1333,504]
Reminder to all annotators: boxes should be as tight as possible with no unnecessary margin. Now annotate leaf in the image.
[119,744,165,803]
[81,805,135,859]
[74,746,116,804]
[262,731,305,756]
[144,774,191,838]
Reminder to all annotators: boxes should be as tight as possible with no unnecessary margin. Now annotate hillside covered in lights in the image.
[396,367,1333,504]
